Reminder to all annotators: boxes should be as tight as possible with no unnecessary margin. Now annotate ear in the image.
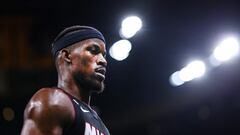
[60,49,72,63]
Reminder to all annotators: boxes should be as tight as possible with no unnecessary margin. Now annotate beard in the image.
[74,72,105,93]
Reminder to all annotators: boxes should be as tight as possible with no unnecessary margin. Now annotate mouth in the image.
[95,67,106,81]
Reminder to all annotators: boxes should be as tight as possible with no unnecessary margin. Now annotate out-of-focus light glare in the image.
[109,40,132,61]
[120,28,136,39]
[179,60,206,82]
[179,67,194,82]
[187,60,206,78]
[120,16,142,39]
[209,54,222,67]
[170,71,184,86]
[213,37,239,62]
[3,107,15,121]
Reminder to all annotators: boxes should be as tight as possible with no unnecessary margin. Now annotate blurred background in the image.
[1,0,240,134]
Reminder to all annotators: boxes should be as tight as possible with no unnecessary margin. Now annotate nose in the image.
[97,54,107,67]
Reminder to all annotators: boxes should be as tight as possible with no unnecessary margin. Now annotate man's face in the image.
[69,38,107,93]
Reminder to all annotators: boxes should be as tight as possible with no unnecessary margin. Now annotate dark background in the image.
[1,0,240,134]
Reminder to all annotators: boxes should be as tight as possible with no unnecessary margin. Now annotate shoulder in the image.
[24,88,75,127]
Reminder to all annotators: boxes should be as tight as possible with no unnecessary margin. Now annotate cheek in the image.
[77,56,97,72]
[81,56,91,67]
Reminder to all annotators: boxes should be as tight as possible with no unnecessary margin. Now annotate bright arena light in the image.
[170,71,185,86]
[179,67,194,82]
[120,16,142,39]
[213,37,239,62]
[169,60,206,86]
[179,60,206,82]
[109,40,132,61]
[187,60,206,78]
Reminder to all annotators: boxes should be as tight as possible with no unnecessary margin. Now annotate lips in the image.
[95,67,106,81]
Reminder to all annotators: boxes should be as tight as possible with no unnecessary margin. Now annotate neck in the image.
[57,74,91,105]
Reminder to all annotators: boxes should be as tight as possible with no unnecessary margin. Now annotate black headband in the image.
[51,28,105,57]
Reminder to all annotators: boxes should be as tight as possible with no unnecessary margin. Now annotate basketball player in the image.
[21,26,110,135]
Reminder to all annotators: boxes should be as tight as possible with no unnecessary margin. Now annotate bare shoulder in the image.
[24,87,75,127]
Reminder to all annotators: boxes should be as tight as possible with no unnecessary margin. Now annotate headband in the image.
[51,28,105,57]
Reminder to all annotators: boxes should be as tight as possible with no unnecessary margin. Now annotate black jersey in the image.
[60,89,110,135]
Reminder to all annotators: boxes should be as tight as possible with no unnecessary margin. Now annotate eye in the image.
[87,44,100,55]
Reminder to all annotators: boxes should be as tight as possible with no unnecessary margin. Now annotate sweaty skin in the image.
[21,38,107,135]
[21,88,74,135]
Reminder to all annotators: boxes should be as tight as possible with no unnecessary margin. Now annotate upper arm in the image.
[21,88,75,135]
